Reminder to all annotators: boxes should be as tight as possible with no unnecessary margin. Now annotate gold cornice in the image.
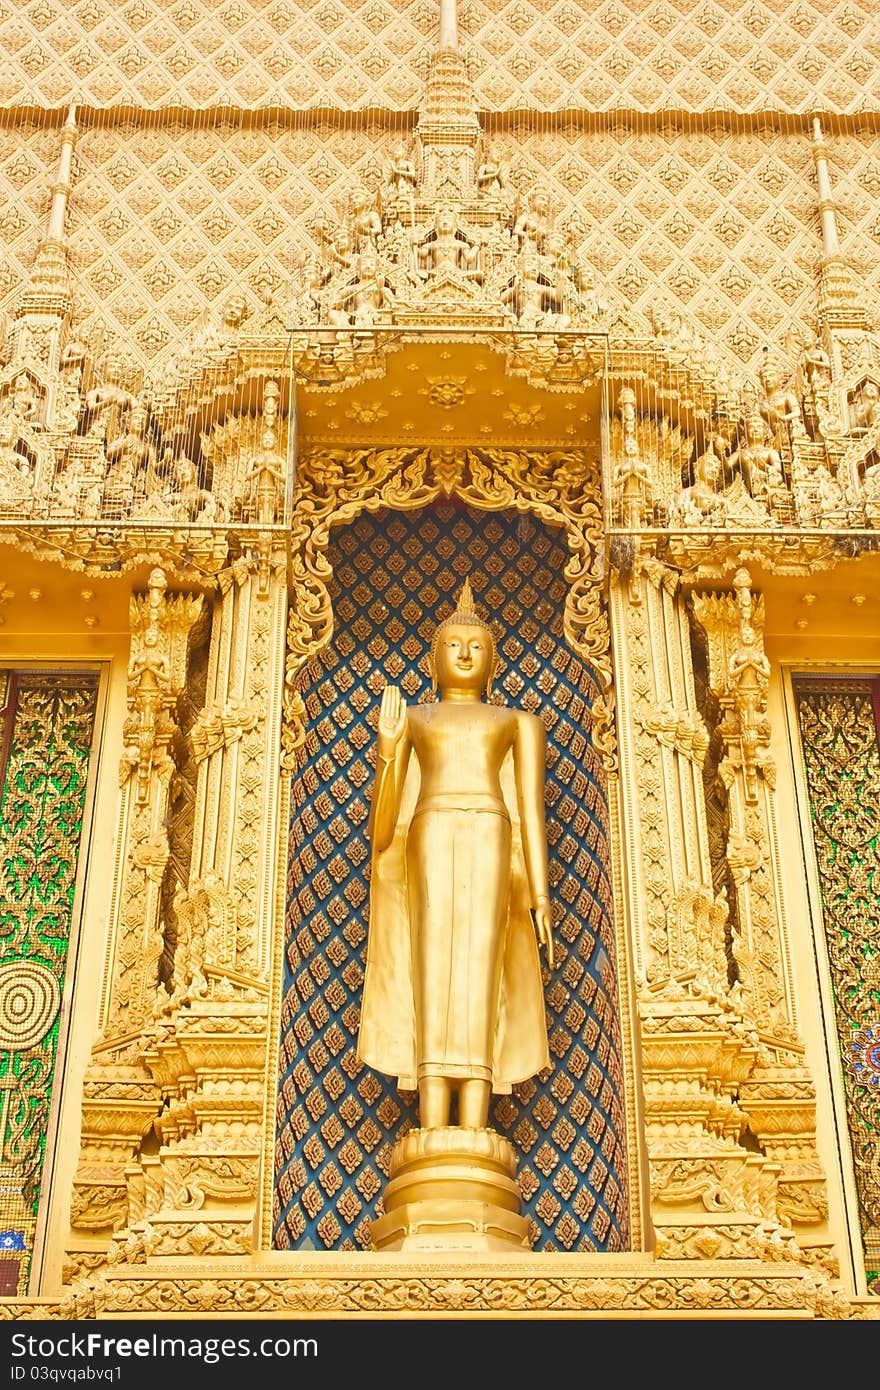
[12,1254,880,1320]
[2,106,879,137]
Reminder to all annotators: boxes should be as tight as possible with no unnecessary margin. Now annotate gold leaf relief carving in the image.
[52,1267,874,1320]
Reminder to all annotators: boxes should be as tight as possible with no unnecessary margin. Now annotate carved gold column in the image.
[135,546,287,1259]
[691,569,834,1271]
[612,558,787,1261]
[68,569,203,1273]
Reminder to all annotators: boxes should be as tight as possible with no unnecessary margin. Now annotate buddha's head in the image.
[430,578,496,698]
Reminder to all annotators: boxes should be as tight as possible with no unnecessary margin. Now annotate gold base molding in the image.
[369,1127,530,1254]
[3,1255,879,1320]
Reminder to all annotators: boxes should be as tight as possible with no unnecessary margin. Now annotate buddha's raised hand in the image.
[377,684,406,757]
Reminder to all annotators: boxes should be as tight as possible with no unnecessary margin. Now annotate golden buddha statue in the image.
[357,578,554,1135]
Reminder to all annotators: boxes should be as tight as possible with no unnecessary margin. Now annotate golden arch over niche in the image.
[281,444,615,772]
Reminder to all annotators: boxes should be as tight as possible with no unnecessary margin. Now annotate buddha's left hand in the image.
[533,899,554,970]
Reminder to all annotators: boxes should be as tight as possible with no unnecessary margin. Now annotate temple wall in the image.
[0,0,876,1325]
[2,112,880,379]
[0,0,875,113]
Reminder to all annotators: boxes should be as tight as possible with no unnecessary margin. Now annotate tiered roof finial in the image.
[811,117,841,263]
[416,0,479,200]
[31,103,78,294]
[810,116,871,331]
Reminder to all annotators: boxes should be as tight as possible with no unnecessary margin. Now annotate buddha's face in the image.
[433,621,494,696]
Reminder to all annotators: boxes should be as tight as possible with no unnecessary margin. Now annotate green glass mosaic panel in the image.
[794,677,880,1295]
[0,672,99,1296]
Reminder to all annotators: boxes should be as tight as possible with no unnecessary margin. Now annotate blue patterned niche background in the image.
[273,503,630,1253]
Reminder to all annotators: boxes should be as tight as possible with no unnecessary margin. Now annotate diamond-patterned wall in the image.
[502,119,826,368]
[0,113,873,382]
[0,0,876,112]
[273,503,629,1253]
[0,119,56,308]
[56,114,401,371]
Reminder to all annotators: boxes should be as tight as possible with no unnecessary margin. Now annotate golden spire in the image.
[811,117,841,262]
[438,0,459,52]
[810,116,871,329]
[28,104,78,295]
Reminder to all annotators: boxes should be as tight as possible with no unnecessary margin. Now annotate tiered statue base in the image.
[369,1126,531,1253]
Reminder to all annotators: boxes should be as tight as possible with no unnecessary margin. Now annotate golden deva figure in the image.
[357,579,554,1132]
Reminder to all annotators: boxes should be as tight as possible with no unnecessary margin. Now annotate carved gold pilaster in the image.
[690,570,834,1268]
[612,560,720,990]
[611,561,786,1259]
[131,549,286,1258]
[185,553,286,979]
[690,573,794,1037]
[109,569,205,1034]
[68,569,204,1258]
